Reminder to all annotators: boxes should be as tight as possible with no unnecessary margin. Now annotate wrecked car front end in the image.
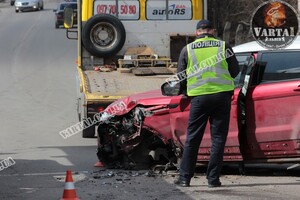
[96,90,179,169]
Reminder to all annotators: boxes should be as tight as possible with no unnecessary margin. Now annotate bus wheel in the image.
[82,14,126,57]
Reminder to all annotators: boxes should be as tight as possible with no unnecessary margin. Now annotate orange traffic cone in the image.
[61,170,80,200]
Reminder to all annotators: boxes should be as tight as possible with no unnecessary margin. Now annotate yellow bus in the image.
[78,0,206,64]
[65,0,206,138]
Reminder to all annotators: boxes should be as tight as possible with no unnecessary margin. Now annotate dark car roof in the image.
[58,2,77,11]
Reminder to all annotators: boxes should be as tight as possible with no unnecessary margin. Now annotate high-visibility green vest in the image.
[186,36,235,96]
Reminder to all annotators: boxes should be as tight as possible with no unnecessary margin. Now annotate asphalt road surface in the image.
[0,1,300,200]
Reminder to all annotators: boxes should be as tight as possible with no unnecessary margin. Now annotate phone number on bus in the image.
[94,0,140,20]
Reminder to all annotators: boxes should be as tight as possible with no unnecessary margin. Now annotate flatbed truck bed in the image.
[78,67,173,138]
[84,70,170,97]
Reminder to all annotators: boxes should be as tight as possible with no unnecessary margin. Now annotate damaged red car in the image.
[96,38,300,171]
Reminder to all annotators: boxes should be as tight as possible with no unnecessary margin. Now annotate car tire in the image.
[82,14,126,57]
[55,23,59,29]
[15,9,18,13]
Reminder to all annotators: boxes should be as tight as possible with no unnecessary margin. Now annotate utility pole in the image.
[298,0,300,34]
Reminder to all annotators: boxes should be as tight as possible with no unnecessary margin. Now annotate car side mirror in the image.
[63,7,74,29]
[161,81,181,96]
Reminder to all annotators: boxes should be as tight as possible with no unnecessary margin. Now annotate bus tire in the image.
[82,14,126,57]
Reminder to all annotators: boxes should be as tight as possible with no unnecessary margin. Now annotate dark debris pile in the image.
[89,169,179,185]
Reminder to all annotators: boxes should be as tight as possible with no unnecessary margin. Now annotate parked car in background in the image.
[95,38,300,171]
[53,2,77,29]
[14,0,43,12]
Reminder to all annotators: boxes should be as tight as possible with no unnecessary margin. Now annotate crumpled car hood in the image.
[104,89,173,116]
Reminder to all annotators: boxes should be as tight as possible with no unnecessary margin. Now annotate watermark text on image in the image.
[0,157,16,171]
[165,48,234,84]
[59,101,127,139]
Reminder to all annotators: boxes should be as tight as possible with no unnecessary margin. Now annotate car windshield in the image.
[60,3,77,10]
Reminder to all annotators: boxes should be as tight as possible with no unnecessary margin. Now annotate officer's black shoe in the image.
[174,178,190,187]
[208,181,222,188]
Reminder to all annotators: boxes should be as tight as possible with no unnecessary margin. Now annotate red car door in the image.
[168,53,255,163]
[168,89,243,163]
[168,95,190,148]
[244,51,300,161]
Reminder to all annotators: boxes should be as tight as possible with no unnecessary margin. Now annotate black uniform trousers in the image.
[179,91,232,185]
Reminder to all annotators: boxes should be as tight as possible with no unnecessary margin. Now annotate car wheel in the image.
[55,23,59,29]
[82,14,126,57]
[15,9,19,13]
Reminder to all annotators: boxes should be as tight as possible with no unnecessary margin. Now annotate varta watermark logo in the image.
[152,4,186,16]
[251,1,299,49]
[253,27,295,37]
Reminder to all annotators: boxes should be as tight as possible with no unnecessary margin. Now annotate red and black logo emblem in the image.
[251,1,299,49]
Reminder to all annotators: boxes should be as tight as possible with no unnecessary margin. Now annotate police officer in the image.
[174,20,239,187]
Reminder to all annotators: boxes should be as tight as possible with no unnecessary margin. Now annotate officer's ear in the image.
[195,29,202,36]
